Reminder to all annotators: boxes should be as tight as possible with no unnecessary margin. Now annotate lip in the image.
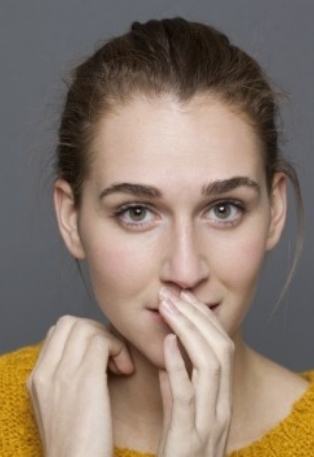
[208,303,220,310]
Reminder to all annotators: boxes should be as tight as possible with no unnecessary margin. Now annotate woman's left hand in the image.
[156,289,235,457]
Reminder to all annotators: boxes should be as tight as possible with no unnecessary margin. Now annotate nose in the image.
[160,218,209,293]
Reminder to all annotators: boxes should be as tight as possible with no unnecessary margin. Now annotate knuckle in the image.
[44,325,56,341]
[222,403,232,420]
[175,387,195,405]
[31,371,48,386]
[91,332,104,342]
[90,332,108,349]
[54,369,73,386]
[47,325,56,335]
[185,390,195,406]
[73,319,92,333]
[210,357,221,376]
[57,314,77,326]
[217,401,233,425]
[220,339,235,355]
[72,318,107,337]
[83,317,106,329]
[218,410,232,428]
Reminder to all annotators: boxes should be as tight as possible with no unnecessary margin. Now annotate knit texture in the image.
[0,341,313,457]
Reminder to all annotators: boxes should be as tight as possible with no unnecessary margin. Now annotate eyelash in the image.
[111,200,247,230]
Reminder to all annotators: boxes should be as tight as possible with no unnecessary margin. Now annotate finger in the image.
[27,325,56,384]
[84,319,134,373]
[176,297,235,426]
[34,316,134,378]
[77,319,135,372]
[108,358,122,375]
[33,315,80,376]
[158,369,172,431]
[163,333,196,435]
[213,348,234,424]
[160,291,233,364]
[55,320,106,374]
[180,290,228,338]
[103,322,135,373]
[81,333,110,377]
[56,319,135,377]
[169,293,235,430]
[159,298,220,375]
[159,299,221,432]
[164,292,235,368]
[109,357,134,375]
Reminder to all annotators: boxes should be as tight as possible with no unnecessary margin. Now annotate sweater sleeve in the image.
[0,342,44,457]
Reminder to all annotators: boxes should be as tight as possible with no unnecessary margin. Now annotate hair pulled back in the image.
[54,16,304,316]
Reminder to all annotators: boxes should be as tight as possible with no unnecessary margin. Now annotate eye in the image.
[111,200,246,230]
[112,204,154,228]
[209,201,244,225]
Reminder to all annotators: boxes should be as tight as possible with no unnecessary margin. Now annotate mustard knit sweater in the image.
[0,341,313,457]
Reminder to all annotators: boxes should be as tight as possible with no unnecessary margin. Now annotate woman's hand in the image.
[26,315,134,457]
[156,289,235,457]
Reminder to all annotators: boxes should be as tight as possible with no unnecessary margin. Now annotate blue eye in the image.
[111,200,246,230]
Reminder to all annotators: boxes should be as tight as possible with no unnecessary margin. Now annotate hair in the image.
[53,16,304,317]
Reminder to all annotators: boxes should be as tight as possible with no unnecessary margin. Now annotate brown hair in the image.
[54,16,304,317]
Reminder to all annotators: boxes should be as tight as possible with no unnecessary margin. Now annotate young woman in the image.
[0,16,313,457]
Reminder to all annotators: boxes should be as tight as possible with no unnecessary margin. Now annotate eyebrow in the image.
[98,176,261,200]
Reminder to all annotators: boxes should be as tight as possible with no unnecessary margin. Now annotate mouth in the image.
[208,303,220,310]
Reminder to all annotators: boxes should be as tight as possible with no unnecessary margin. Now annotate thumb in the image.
[106,323,135,374]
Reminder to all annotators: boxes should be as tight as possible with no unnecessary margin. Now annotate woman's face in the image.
[54,93,287,366]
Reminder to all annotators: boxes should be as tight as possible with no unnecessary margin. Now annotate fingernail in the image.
[160,298,179,315]
[180,291,194,301]
[159,287,174,301]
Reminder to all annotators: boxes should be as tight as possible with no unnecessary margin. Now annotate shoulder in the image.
[251,348,313,402]
[271,368,314,452]
[0,340,44,408]
[240,350,314,451]
[294,368,314,417]
[0,340,44,388]
[0,341,44,456]
[228,365,314,455]
[0,340,43,366]
[298,368,314,384]
[259,366,314,452]
[256,356,314,424]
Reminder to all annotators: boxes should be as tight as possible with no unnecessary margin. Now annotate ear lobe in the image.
[53,179,86,259]
[265,172,288,251]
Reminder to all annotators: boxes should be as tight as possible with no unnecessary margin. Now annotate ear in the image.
[265,172,288,251]
[53,179,86,259]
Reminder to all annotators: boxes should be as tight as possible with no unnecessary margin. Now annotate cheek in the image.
[210,230,268,336]
[212,231,267,290]
[83,231,155,309]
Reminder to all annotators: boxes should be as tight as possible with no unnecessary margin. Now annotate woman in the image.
[0,16,313,457]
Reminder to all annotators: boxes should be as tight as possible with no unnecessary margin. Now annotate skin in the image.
[53,93,308,453]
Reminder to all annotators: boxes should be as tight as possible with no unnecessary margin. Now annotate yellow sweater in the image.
[0,341,313,457]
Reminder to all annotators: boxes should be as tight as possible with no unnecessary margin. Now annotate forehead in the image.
[90,93,264,185]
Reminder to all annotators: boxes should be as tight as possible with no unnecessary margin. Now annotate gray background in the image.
[0,1,313,371]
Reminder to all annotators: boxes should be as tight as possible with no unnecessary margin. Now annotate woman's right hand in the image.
[26,315,134,457]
